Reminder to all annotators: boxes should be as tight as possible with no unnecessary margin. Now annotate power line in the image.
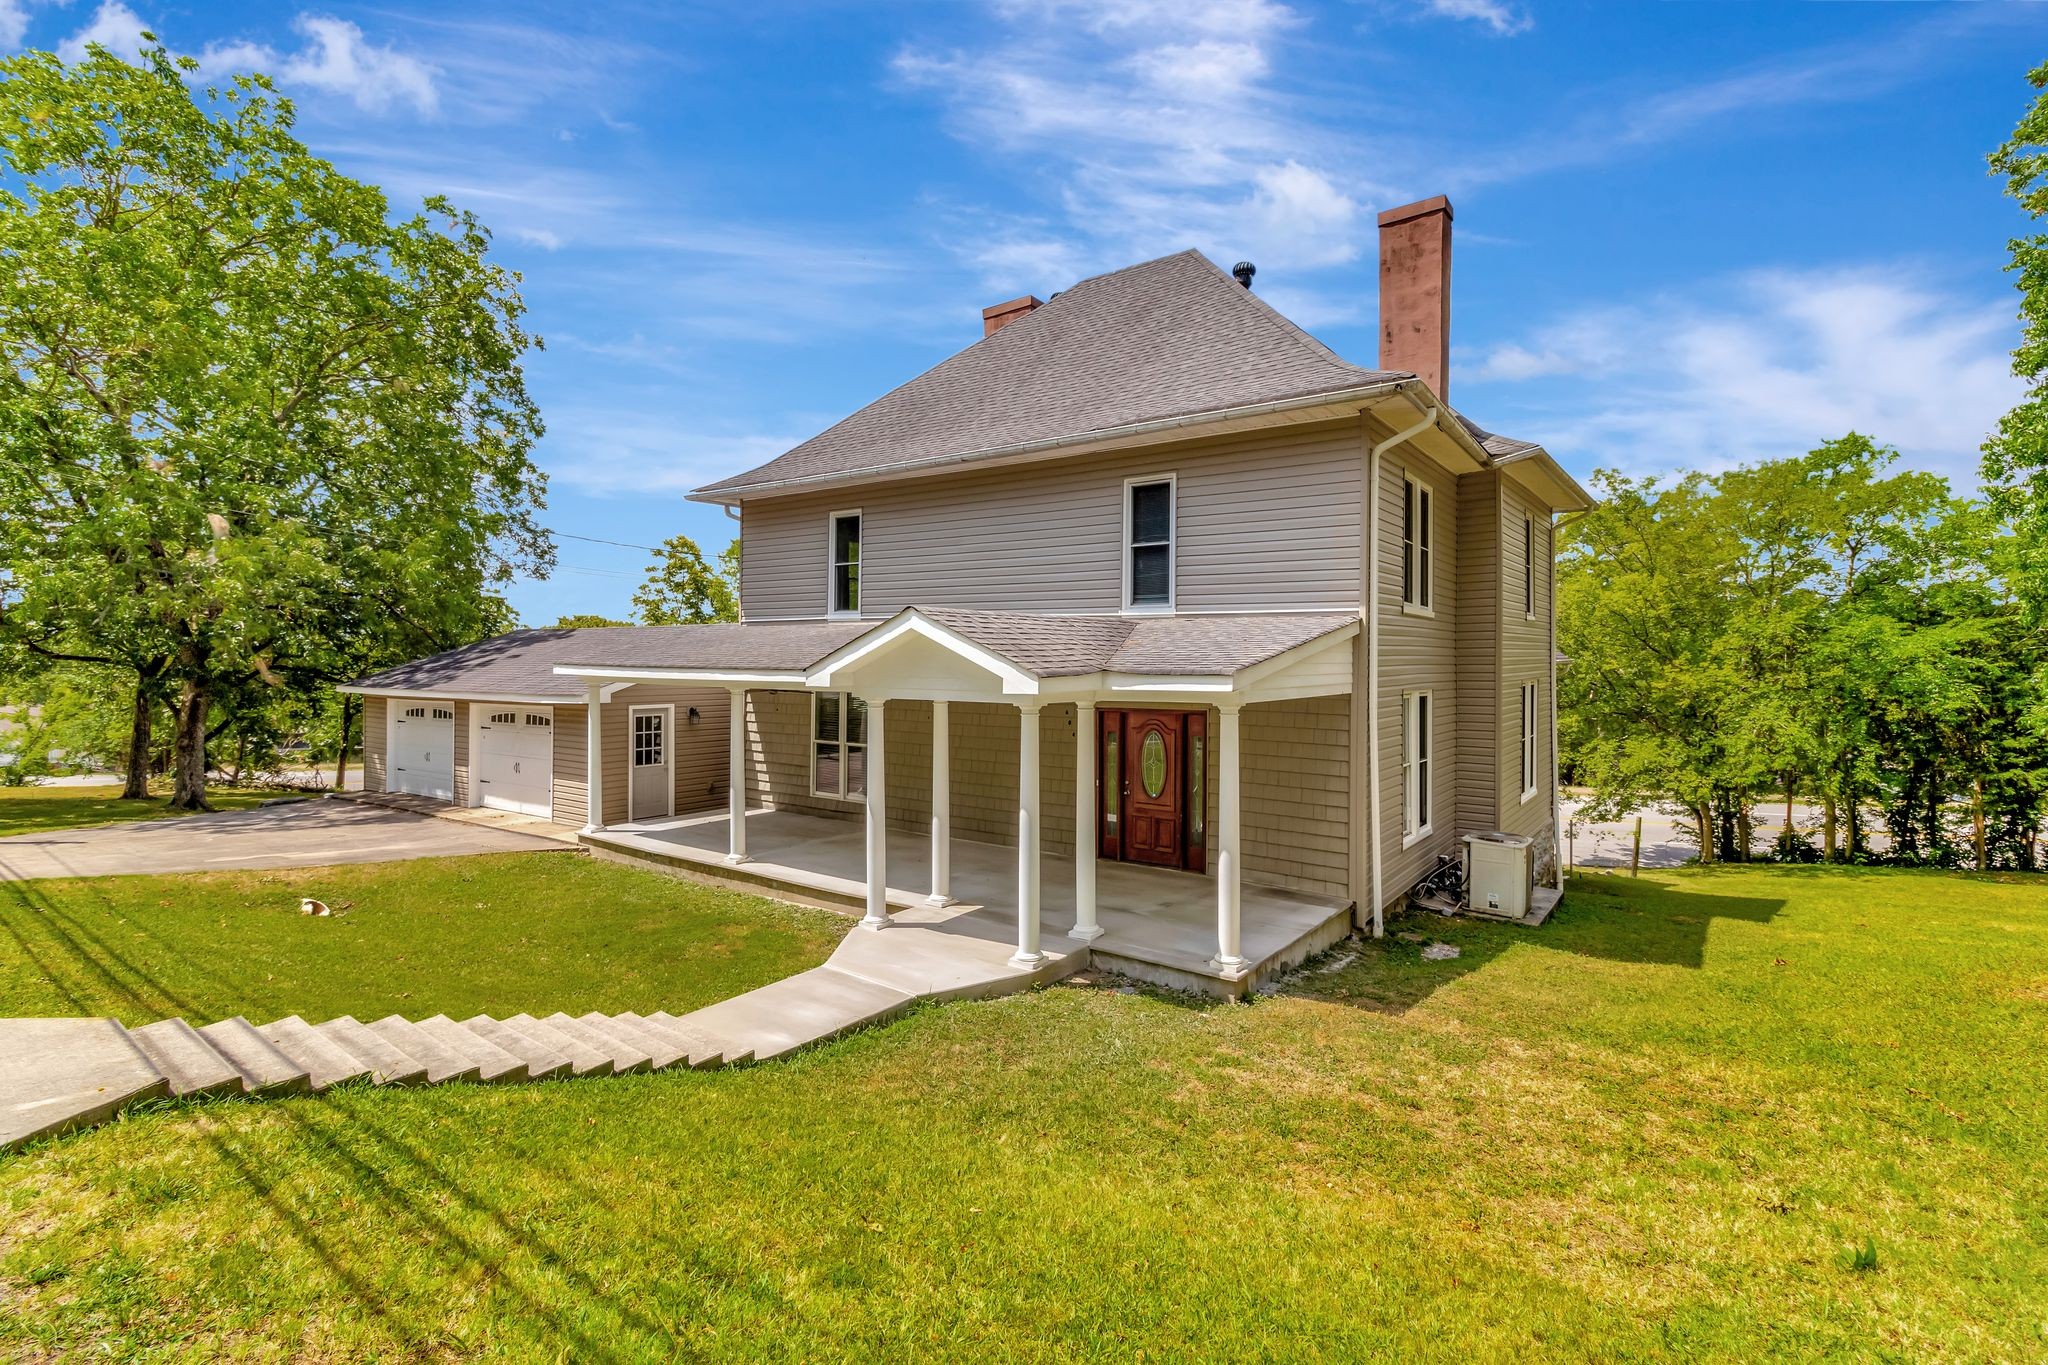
[552,531,661,554]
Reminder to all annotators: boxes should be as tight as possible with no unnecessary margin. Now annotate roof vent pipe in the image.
[1232,261,1256,289]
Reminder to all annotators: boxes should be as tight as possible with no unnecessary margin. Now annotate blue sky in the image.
[10,0,2046,622]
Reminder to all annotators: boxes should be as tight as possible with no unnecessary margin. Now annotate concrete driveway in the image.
[0,798,569,882]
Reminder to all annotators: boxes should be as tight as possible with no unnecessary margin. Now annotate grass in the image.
[0,783,277,839]
[2,860,2045,1361]
[0,853,848,1024]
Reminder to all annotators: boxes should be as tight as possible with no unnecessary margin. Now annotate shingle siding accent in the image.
[361,695,388,793]
[1242,696,1350,899]
[740,420,1367,621]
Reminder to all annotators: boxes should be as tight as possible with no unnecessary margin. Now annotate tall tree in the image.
[0,42,550,809]
[633,534,739,624]
[1987,59,2048,640]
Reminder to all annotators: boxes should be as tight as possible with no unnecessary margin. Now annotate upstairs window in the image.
[1402,474,1433,612]
[1125,477,1175,610]
[1523,513,1535,617]
[828,510,861,616]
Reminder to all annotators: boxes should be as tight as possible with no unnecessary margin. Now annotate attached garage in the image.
[390,703,455,800]
[474,707,555,819]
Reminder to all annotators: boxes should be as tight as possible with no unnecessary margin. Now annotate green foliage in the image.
[1560,436,2044,868]
[632,534,739,624]
[554,613,631,629]
[0,42,550,809]
[1985,61,2048,633]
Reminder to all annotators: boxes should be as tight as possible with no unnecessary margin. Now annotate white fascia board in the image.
[342,685,572,705]
[804,610,1041,695]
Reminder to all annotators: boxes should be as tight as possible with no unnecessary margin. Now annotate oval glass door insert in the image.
[1140,730,1167,798]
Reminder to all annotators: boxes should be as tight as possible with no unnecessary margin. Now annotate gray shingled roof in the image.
[694,250,1407,499]
[349,610,1356,697]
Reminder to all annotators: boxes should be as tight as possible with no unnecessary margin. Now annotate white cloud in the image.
[1468,266,2022,485]
[200,14,437,116]
[544,413,813,496]
[1419,0,1530,37]
[511,226,563,250]
[58,1,149,62]
[896,0,1391,295]
[278,16,437,115]
[0,0,30,48]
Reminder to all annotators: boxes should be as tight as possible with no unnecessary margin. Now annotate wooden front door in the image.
[1098,708,1207,872]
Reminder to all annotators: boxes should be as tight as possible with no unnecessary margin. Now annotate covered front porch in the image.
[585,807,1353,996]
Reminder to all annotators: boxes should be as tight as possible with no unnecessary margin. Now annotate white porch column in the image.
[725,687,748,864]
[1011,702,1046,968]
[1071,702,1102,941]
[581,681,606,834]
[927,700,952,906]
[861,698,890,930]
[1213,701,1246,972]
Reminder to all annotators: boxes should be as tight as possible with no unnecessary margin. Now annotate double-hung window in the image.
[1124,476,1174,611]
[812,692,868,799]
[1402,690,1433,842]
[1523,513,1535,618]
[1519,681,1539,800]
[828,510,861,617]
[1402,474,1433,612]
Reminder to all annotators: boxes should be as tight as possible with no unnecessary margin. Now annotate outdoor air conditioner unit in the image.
[1462,831,1534,920]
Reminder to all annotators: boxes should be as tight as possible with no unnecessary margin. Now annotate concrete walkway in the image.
[0,799,567,882]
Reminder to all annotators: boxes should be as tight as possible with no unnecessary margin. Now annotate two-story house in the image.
[344,195,1592,996]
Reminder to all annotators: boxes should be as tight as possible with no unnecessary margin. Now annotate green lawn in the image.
[0,783,277,839]
[2,861,2044,1361]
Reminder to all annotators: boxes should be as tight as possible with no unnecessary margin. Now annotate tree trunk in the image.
[1695,802,1715,865]
[1822,795,1838,861]
[333,691,354,791]
[1973,778,1987,872]
[168,679,212,812]
[121,673,154,800]
[1736,799,1754,864]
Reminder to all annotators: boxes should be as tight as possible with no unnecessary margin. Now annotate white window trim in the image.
[826,508,862,620]
[1401,689,1433,848]
[1402,472,1434,617]
[810,690,868,801]
[1519,681,1539,802]
[1121,473,1176,615]
[1523,513,1537,620]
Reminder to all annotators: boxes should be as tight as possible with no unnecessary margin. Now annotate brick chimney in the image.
[981,294,1042,337]
[1378,195,1452,401]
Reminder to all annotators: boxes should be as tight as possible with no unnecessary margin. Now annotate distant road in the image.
[1561,797,1889,870]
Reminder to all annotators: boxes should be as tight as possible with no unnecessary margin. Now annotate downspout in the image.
[1366,402,1440,938]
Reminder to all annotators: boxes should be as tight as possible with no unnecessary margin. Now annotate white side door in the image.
[628,705,673,822]
[391,704,454,800]
[476,708,554,818]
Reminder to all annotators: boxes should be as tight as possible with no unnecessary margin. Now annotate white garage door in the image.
[392,704,454,800]
[476,708,554,818]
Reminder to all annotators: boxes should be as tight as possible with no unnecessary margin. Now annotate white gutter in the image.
[689,379,1423,505]
[1366,401,1440,939]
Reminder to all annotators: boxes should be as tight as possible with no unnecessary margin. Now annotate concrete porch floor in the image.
[584,807,1355,997]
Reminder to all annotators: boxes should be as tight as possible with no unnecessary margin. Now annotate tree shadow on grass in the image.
[1291,870,1789,1017]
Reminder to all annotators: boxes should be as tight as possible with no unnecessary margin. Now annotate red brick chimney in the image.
[981,294,1042,337]
[1378,195,1452,401]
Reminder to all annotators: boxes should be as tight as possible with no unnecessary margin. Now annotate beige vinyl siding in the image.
[1375,444,1463,909]
[1242,696,1349,899]
[1497,486,1554,842]
[361,695,388,793]
[739,419,1366,620]
[1455,469,1502,835]
[595,684,733,826]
